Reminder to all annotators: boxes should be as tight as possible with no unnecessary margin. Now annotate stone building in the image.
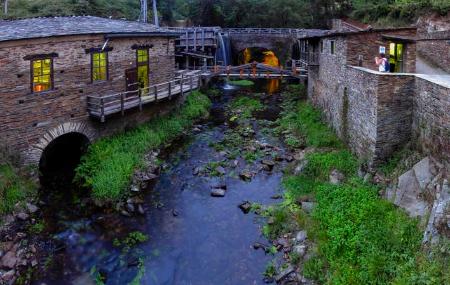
[300,24,450,166]
[0,16,183,166]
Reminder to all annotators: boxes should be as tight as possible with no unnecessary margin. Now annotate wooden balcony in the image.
[87,72,201,122]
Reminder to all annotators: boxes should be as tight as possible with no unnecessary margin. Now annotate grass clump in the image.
[228,79,255,87]
[229,96,264,119]
[0,163,36,215]
[75,91,211,204]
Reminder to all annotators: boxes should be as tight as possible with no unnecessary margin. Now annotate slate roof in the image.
[0,16,178,42]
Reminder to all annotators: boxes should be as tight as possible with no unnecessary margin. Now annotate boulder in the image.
[329,169,345,185]
[300,202,315,214]
[0,251,17,269]
[16,212,29,221]
[395,169,428,217]
[215,166,226,176]
[295,231,307,243]
[211,189,225,197]
[412,157,435,189]
[26,203,39,214]
[238,201,252,214]
[239,170,253,181]
[275,264,295,283]
[294,160,308,175]
[293,244,307,256]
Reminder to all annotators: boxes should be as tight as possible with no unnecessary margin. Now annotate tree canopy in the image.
[2,0,449,27]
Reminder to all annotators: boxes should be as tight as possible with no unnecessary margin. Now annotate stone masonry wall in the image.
[346,29,417,73]
[413,77,450,163]
[0,34,176,165]
[374,74,415,163]
[417,39,450,73]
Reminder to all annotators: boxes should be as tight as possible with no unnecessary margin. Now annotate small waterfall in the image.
[216,32,231,66]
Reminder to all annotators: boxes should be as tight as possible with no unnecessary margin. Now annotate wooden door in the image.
[125,68,138,92]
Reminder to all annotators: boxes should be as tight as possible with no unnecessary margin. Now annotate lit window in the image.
[330,41,335,55]
[32,59,52,93]
[137,49,149,89]
[92,52,108,81]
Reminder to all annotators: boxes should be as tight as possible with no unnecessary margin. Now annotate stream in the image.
[34,79,293,285]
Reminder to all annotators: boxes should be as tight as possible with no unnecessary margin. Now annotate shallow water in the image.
[34,80,289,285]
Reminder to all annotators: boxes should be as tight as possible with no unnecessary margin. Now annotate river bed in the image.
[34,79,292,285]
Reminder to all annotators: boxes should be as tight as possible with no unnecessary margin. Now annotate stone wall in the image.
[373,73,415,163]
[413,76,450,164]
[0,34,177,165]
[417,38,450,73]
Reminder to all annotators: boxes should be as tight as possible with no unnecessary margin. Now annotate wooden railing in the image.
[87,72,201,122]
[222,28,306,36]
[198,62,307,79]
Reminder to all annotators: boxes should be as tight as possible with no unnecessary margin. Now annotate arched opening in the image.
[39,132,89,187]
[237,47,280,67]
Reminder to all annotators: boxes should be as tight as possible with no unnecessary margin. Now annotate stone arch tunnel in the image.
[229,33,298,65]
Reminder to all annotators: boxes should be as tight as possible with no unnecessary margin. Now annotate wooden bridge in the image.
[200,62,307,79]
[86,62,306,122]
[87,71,202,122]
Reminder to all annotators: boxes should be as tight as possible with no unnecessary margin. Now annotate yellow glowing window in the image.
[137,49,149,89]
[32,59,52,93]
[92,52,108,81]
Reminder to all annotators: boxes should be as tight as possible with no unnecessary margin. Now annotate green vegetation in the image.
[266,84,449,284]
[229,96,264,119]
[75,91,211,204]
[2,0,449,27]
[0,163,36,216]
[228,79,254,87]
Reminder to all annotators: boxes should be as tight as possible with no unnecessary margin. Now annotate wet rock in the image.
[120,210,131,217]
[130,185,140,192]
[126,203,135,213]
[271,194,282,200]
[2,270,15,282]
[142,173,158,182]
[253,242,270,252]
[275,264,295,283]
[363,173,373,184]
[239,170,253,181]
[211,189,226,197]
[31,259,38,267]
[329,169,345,185]
[26,203,39,214]
[15,232,26,240]
[233,160,239,167]
[3,215,14,225]
[285,155,294,162]
[137,205,145,215]
[0,251,17,269]
[295,231,307,243]
[262,159,275,168]
[192,167,201,176]
[193,127,202,133]
[238,201,252,214]
[16,212,29,221]
[172,209,179,217]
[219,151,228,157]
[261,164,272,172]
[267,217,275,225]
[395,169,428,217]
[276,238,289,249]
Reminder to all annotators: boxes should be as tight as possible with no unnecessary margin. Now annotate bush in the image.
[0,164,36,215]
[75,91,211,204]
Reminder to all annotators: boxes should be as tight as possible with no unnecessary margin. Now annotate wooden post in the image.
[190,76,193,94]
[168,81,172,99]
[185,31,188,50]
[180,74,184,96]
[154,85,158,101]
[139,91,142,111]
[193,29,197,50]
[120,93,124,116]
[100,98,105,123]
[201,29,205,51]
